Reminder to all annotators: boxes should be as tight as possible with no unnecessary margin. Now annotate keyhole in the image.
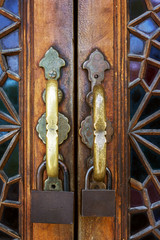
[51,184,56,189]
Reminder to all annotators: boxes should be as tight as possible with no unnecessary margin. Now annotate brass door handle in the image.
[93,84,106,181]
[32,47,74,224]
[80,49,114,185]
[36,47,70,191]
[46,80,58,178]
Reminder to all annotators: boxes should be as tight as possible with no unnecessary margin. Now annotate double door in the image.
[0,0,159,239]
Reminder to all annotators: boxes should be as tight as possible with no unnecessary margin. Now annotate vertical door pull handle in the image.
[93,84,107,182]
[31,47,74,224]
[45,79,62,190]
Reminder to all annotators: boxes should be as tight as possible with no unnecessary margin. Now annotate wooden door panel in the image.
[24,0,75,239]
[78,1,115,239]
[1,0,160,239]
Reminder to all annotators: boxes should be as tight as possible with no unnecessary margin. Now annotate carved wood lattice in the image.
[0,0,21,239]
[128,1,160,239]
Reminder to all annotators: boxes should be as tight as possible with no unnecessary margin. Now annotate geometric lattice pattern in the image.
[128,1,160,239]
[0,0,21,238]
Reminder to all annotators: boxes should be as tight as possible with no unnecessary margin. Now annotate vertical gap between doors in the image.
[74,0,78,239]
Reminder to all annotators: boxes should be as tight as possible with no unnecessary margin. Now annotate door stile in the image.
[21,0,130,239]
[114,0,129,239]
[78,0,115,239]
[23,0,75,239]
[23,0,33,239]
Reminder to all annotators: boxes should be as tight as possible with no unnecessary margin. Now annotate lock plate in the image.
[82,189,115,217]
[31,190,74,224]
[44,177,62,191]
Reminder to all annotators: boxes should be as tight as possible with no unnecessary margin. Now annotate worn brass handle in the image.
[80,49,113,188]
[46,80,58,178]
[93,84,106,182]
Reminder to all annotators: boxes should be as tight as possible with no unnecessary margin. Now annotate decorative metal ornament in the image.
[83,49,110,89]
[79,115,113,149]
[36,112,70,145]
[79,116,93,149]
[39,47,65,80]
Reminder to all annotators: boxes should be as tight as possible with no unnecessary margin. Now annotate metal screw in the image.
[94,74,99,79]
[49,70,57,79]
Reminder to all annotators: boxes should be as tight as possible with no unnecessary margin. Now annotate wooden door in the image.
[0,0,160,239]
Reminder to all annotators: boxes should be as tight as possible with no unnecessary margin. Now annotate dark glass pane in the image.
[130,61,141,82]
[141,234,159,240]
[129,0,147,21]
[130,84,145,119]
[0,131,8,138]
[3,78,19,113]
[0,140,10,160]
[0,178,3,197]
[130,188,144,207]
[0,98,10,115]
[136,18,158,36]
[144,64,159,86]
[130,34,144,55]
[139,96,160,121]
[150,0,160,7]
[0,119,12,125]
[131,146,148,182]
[141,135,160,148]
[150,46,160,62]
[157,175,160,183]
[1,30,19,49]
[153,208,160,222]
[156,81,160,90]
[143,117,160,129]
[130,212,150,235]
[139,142,160,170]
[0,231,14,240]
[147,180,160,203]
[4,143,19,178]
[156,35,160,42]
[1,206,18,232]
[157,12,160,18]
[7,55,19,74]
[0,15,13,31]
[6,182,19,201]
[0,65,3,76]
[3,0,19,15]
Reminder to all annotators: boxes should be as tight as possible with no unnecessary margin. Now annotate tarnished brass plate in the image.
[36,112,70,145]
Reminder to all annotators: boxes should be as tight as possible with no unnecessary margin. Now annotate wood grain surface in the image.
[22,0,129,239]
[24,0,75,239]
[78,1,115,239]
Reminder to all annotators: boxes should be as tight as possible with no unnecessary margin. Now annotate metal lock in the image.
[31,160,74,224]
[82,166,115,217]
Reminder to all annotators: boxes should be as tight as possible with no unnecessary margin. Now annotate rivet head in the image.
[94,74,99,79]
[49,70,57,79]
